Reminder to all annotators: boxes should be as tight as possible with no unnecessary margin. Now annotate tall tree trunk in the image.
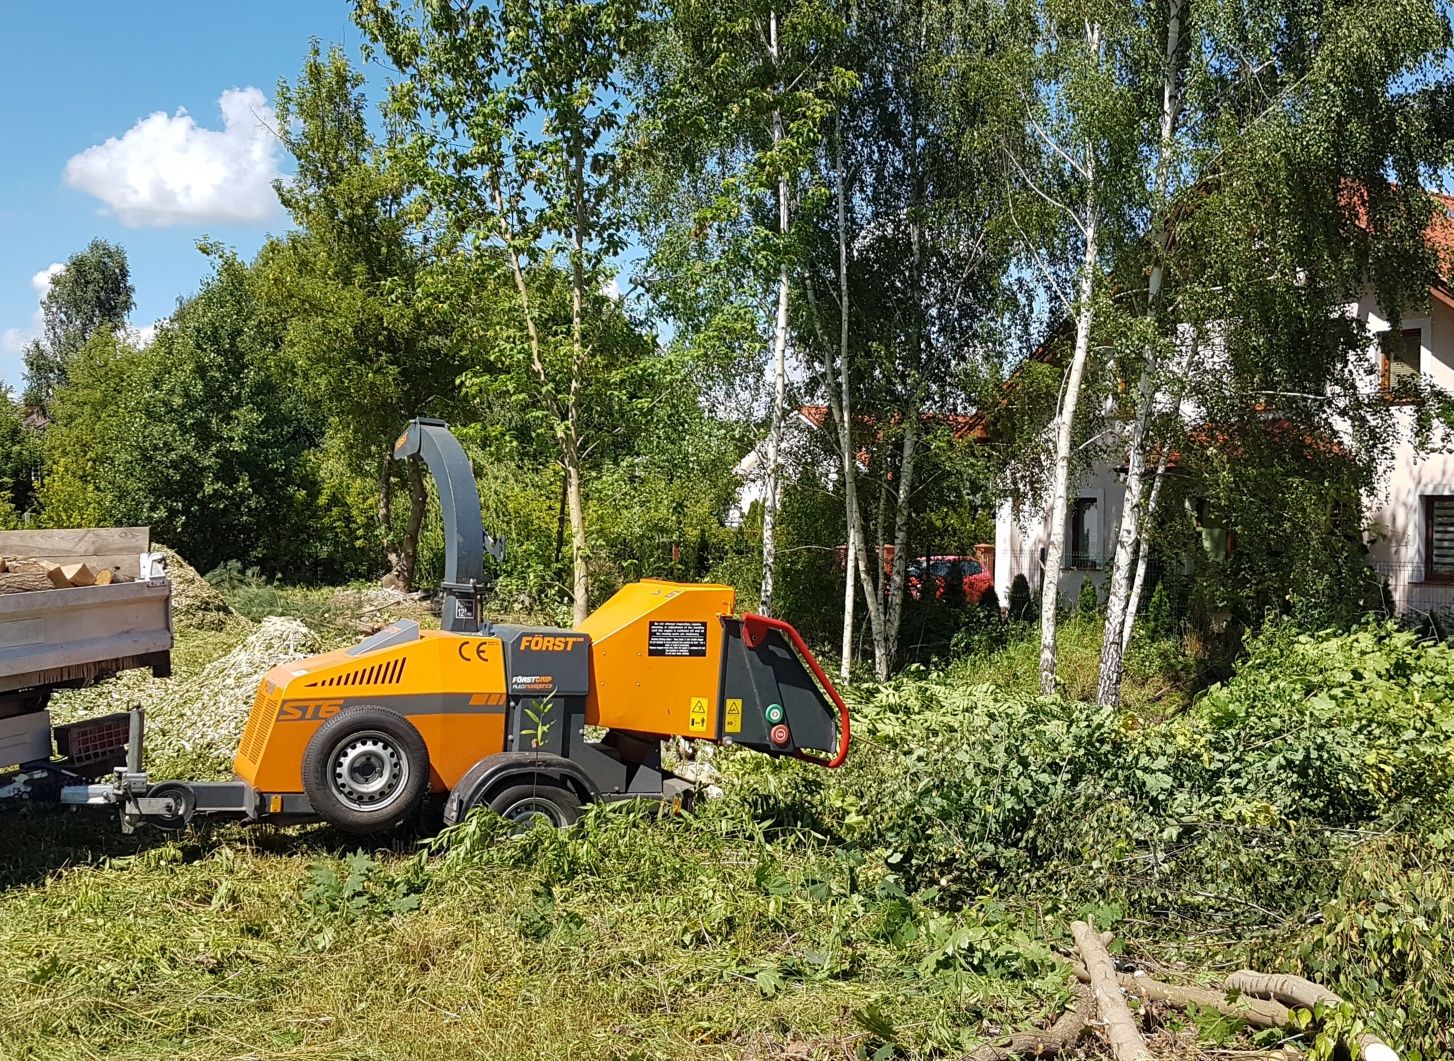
[400,456,428,590]
[1097,0,1182,705]
[493,175,587,624]
[1039,205,1099,695]
[1038,21,1103,696]
[564,429,589,626]
[759,9,790,618]
[832,116,866,679]
[567,144,591,626]
[882,415,919,676]
[1121,450,1168,655]
[760,254,789,617]
[379,454,406,589]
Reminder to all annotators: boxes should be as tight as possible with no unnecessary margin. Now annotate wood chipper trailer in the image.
[64,419,850,834]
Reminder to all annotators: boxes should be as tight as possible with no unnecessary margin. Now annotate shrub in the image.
[1076,575,1099,618]
[1007,573,1035,622]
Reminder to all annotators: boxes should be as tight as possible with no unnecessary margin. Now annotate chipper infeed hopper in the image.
[65,419,849,834]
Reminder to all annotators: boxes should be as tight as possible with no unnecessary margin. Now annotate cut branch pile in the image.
[963,916,1398,1061]
[0,557,131,594]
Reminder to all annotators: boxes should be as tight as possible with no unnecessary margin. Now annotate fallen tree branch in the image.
[1060,959,1290,1029]
[964,984,1095,1061]
[1223,971,1398,1061]
[1072,919,1153,1061]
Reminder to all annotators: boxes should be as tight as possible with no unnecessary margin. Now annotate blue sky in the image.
[0,3,372,390]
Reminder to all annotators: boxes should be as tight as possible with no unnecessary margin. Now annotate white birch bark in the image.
[758,9,790,618]
[1038,200,1100,692]
[883,416,919,676]
[1037,20,1104,695]
[1121,449,1169,655]
[1097,0,1183,704]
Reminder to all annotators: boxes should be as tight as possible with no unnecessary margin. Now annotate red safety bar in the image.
[741,613,851,768]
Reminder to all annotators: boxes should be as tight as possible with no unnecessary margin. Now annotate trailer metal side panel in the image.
[0,580,172,694]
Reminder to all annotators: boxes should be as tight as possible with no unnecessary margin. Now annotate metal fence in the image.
[1369,561,1454,619]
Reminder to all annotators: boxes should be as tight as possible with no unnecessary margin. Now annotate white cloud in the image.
[129,320,164,347]
[31,263,65,300]
[63,87,280,227]
[0,263,65,354]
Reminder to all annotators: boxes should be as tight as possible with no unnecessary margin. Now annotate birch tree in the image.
[1094,0,1454,703]
[1004,0,1142,695]
[1095,0,1184,704]
[357,0,642,624]
[631,0,852,616]
[799,0,1014,678]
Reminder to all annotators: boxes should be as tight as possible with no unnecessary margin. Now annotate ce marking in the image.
[457,640,492,663]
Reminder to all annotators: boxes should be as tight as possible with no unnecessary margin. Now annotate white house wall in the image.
[1359,288,1454,613]
[996,284,1454,617]
[1000,461,1127,607]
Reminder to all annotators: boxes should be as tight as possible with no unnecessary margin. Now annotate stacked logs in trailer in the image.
[0,557,134,594]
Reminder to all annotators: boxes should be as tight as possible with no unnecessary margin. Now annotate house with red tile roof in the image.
[994,190,1454,617]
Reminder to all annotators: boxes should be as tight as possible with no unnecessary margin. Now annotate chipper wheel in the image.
[302,705,430,834]
[486,783,582,832]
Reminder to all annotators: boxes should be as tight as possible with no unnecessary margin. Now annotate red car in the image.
[905,555,995,605]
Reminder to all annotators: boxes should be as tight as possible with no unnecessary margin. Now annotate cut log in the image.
[1224,971,1398,1061]
[1062,959,1291,1028]
[60,562,97,587]
[1072,920,1152,1061]
[94,568,114,586]
[0,559,68,592]
[964,984,1095,1061]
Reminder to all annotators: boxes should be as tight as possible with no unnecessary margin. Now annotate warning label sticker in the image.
[648,620,708,657]
[688,696,709,732]
[724,697,743,734]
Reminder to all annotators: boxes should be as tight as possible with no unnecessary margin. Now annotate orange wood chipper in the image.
[63,419,850,833]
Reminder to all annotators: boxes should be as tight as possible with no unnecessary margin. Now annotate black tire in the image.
[144,782,196,831]
[302,705,430,835]
[486,782,583,831]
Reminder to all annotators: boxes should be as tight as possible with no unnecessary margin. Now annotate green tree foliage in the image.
[630,0,856,617]
[260,41,467,589]
[356,0,647,622]
[23,239,134,411]
[39,254,321,575]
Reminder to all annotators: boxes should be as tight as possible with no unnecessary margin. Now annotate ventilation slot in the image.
[308,657,408,689]
[240,686,277,764]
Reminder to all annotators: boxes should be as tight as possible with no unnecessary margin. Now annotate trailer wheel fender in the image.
[444,752,600,827]
[301,704,430,835]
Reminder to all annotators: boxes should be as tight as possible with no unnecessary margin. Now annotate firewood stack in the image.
[0,557,133,594]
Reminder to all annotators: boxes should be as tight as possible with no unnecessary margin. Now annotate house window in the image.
[1383,328,1422,402]
[1424,496,1454,583]
[1068,497,1097,569]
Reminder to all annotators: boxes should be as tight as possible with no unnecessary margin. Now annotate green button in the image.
[764,703,785,724]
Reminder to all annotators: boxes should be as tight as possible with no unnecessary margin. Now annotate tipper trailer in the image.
[0,527,171,803]
[64,419,850,834]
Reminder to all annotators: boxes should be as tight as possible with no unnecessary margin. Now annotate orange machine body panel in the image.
[233,626,509,795]
[577,579,735,739]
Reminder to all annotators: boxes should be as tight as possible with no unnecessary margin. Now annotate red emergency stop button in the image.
[770,723,791,747]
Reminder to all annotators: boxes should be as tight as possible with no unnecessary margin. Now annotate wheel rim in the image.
[500,796,566,831]
[146,784,194,830]
[328,730,409,814]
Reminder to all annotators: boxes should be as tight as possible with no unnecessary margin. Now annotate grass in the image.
[916,616,1199,716]
[0,793,1060,1061]
[4,595,1434,1059]
[3,594,1066,1061]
